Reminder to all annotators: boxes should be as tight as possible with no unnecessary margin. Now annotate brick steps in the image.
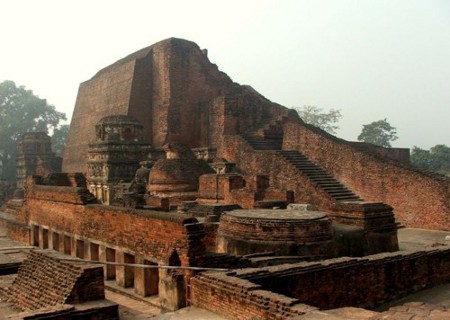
[276,150,364,202]
[240,129,363,203]
[241,131,283,150]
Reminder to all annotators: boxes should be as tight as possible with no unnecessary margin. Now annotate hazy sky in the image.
[1,0,449,149]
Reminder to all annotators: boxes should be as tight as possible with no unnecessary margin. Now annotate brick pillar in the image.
[116,251,135,288]
[70,236,77,257]
[48,229,54,250]
[83,241,91,260]
[38,226,44,249]
[134,256,159,296]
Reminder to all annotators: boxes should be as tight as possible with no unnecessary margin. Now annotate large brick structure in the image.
[63,38,237,173]
[63,37,449,230]
[1,38,449,319]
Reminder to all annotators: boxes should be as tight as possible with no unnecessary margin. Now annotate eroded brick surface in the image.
[5,250,104,311]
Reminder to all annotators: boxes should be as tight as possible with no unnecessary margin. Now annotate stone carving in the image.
[86,115,151,204]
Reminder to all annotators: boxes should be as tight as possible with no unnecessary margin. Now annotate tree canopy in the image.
[293,105,342,134]
[51,124,69,157]
[411,144,450,176]
[357,118,398,147]
[0,80,66,180]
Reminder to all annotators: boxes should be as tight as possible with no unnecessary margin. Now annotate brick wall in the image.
[191,272,316,320]
[283,122,450,230]
[6,250,104,311]
[191,246,450,318]
[28,185,93,205]
[26,185,205,266]
[239,246,450,310]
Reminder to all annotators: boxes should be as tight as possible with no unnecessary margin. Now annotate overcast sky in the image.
[1,0,449,149]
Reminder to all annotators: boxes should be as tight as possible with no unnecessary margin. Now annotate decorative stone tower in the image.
[86,115,151,204]
[16,132,61,188]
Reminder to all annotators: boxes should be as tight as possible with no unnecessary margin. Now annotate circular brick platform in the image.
[218,209,334,257]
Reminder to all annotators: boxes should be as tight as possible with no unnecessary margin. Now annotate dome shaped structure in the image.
[148,159,214,194]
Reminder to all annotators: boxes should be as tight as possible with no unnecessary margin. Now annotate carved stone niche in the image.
[86,115,151,205]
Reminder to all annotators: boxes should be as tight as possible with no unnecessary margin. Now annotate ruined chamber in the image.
[218,209,335,257]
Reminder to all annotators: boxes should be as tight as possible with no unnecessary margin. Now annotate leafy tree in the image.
[357,118,398,147]
[293,105,342,134]
[411,144,450,176]
[51,124,69,157]
[0,80,66,180]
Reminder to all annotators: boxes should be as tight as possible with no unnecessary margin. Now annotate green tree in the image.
[357,118,398,147]
[293,105,342,134]
[51,124,69,157]
[411,144,450,176]
[0,80,66,180]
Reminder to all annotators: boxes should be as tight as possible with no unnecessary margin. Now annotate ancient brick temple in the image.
[64,37,449,230]
[1,38,449,319]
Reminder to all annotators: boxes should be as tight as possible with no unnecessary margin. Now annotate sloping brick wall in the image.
[283,122,450,230]
[6,250,104,311]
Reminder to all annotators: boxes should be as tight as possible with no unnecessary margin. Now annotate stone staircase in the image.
[240,120,364,203]
[276,150,363,202]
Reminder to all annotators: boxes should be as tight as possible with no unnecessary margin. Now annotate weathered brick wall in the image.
[348,141,410,163]
[0,218,29,244]
[201,222,219,251]
[28,185,93,205]
[26,185,205,265]
[6,250,104,311]
[162,39,235,149]
[283,122,450,230]
[191,246,450,318]
[63,58,137,172]
[191,272,316,320]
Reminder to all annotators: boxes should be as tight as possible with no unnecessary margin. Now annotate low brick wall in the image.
[191,246,450,318]
[29,185,94,205]
[5,250,105,311]
[191,272,317,320]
